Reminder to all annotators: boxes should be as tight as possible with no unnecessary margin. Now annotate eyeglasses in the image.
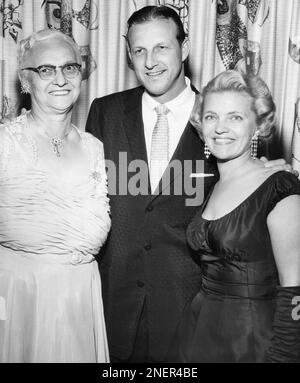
[21,63,82,80]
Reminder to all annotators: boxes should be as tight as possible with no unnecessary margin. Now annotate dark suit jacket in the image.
[86,86,217,361]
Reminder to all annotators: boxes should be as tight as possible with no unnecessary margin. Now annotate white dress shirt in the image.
[142,77,196,192]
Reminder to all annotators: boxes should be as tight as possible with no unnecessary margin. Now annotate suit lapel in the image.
[150,120,203,200]
[122,87,151,195]
[123,87,148,163]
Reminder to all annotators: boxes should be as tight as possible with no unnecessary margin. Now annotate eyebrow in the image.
[131,41,170,48]
[36,61,78,66]
[203,110,217,114]
[227,111,245,115]
[203,110,246,115]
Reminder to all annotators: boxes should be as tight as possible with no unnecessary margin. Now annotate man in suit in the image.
[85,5,291,363]
[86,5,214,363]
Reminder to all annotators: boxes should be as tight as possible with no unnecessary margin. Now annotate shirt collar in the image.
[143,77,194,114]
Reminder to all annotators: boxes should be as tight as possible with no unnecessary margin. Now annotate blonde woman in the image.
[175,70,300,363]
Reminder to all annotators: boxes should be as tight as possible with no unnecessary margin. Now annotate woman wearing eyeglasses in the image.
[0,29,110,362]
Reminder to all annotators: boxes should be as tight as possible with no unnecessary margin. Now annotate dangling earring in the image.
[251,131,259,158]
[21,80,31,94]
[204,143,211,159]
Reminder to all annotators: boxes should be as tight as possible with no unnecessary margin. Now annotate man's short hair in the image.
[126,5,186,46]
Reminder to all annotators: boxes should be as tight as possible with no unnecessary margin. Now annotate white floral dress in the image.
[0,114,111,362]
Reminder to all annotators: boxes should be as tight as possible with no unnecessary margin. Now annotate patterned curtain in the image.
[189,0,300,161]
[1,0,300,162]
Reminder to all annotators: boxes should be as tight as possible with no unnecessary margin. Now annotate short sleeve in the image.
[84,132,110,213]
[95,141,109,194]
[266,172,300,216]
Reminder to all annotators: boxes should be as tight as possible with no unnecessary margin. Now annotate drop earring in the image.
[204,143,211,159]
[251,131,259,158]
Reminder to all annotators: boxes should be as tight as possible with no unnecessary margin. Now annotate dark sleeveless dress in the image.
[176,171,300,363]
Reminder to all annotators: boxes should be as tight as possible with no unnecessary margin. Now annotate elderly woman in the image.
[175,70,300,363]
[0,29,110,362]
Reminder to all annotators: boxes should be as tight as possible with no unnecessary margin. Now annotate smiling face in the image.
[202,91,258,161]
[24,37,82,114]
[127,18,189,103]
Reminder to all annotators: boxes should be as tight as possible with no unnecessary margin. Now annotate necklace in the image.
[49,135,69,157]
[28,113,73,158]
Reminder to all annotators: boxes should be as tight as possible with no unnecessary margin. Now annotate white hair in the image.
[18,28,82,72]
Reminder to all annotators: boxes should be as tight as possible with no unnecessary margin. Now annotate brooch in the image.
[91,171,101,182]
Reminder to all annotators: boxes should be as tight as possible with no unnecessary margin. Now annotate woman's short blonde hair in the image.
[190,70,277,140]
[18,28,81,84]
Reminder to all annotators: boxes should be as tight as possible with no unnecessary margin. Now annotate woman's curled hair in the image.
[190,70,277,141]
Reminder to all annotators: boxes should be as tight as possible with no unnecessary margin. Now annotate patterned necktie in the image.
[150,104,170,193]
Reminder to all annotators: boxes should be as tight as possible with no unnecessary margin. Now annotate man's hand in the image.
[260,156,299,177]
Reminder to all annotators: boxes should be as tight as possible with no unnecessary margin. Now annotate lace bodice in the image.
[0,114,111,264]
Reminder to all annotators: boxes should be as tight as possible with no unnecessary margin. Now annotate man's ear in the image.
[126,40,134,70]
[181,38,190,62]
[126,41,131,57]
